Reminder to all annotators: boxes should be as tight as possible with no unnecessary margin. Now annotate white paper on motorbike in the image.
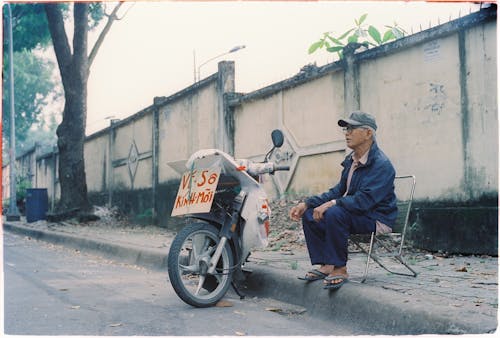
[171,167,221,216]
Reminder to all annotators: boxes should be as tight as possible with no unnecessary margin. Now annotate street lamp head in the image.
[196,45,246,82]
[229,45,246,53]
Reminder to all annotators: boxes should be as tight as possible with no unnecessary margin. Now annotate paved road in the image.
[3,232,368,336]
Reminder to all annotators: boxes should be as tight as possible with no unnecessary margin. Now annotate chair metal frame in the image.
[350,175,418,283]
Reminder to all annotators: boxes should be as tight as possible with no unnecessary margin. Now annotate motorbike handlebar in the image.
[274,165,290,171]
[240,161,290,175]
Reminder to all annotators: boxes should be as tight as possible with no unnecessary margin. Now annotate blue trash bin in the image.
[26,188,48,223]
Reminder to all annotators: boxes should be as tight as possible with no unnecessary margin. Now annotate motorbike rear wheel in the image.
[167,222,234,307]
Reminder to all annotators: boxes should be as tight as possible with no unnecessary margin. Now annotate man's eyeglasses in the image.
[342,125,367,133]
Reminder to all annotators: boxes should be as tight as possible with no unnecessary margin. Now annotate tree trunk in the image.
[45,3,90,213]
[56,71,90,212]
[44,3,123,216]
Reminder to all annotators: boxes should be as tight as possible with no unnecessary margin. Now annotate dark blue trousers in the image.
[302,206,376,267]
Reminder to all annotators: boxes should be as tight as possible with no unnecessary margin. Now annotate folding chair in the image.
[350,175,418,283]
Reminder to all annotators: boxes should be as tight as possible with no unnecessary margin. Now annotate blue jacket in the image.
[305,142,398,227]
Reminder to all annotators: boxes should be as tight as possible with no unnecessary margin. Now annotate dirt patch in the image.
[267,199,306,252]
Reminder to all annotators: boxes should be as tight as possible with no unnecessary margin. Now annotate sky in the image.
[43,1,483,135]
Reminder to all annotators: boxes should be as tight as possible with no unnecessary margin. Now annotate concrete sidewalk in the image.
[2,218,498,335]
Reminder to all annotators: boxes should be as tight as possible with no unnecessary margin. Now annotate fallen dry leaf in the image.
[456,267,468,272]
[265,307,283,313]
[215,300,233,307]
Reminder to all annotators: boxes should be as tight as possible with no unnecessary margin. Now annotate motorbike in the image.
[167,130,290,307]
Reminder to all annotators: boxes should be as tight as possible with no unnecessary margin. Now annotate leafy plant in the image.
[308,14,407,59]
[136,208,155,224]
[16,175,31,202]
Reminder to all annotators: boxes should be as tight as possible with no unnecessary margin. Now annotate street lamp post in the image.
[196,45,245,82]
[6,3,20,221]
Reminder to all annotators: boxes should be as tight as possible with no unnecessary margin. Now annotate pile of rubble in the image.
[267,199,306,251]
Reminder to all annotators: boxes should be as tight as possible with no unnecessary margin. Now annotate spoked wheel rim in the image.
[175,227,232,302]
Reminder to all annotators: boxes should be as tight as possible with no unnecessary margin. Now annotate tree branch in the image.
[88,1,124,68]
[104,1,135,20]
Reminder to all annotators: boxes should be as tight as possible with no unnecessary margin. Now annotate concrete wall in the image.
[112,112,154,190]
[462,22,498,200]
[35,151,58,211]
[84,132,108,193]
[232,67,348,199]
[3,145,59,212]
[363,36,466,200]
[227,8,497,254]
[230,10,497,208]
[18,147,36,186]
[4,8,496,253]
[158,81,220,183]
[84,61,234,226]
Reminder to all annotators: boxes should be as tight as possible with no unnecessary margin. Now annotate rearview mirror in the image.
[271,129,284,148]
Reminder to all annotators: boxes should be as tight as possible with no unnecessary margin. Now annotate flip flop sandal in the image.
[323,275,348,289]
[297,269,328,281]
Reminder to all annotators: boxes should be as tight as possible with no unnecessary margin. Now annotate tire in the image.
[167,222,234,307]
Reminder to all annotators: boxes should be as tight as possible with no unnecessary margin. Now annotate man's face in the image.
[343,125,372,149]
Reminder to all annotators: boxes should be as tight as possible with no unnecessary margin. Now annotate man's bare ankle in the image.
[319,265,335,274]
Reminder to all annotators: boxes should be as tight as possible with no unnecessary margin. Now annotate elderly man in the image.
[289,111,397,289]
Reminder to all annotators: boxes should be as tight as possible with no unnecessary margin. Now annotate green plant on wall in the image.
[308,14,407,59]
[16,175,31,203]
[6,175,32,214]
[136,208,155,225]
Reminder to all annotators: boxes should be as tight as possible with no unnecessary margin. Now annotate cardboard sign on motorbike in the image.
[171,167,221,216]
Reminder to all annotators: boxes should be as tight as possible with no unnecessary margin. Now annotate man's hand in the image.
[312,200,335,222]
[289,202,307,222]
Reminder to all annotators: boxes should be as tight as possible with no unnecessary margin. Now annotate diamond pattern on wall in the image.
[268,132,298,195]
[128,140,139,183]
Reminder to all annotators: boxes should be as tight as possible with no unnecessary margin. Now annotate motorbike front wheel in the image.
[167,222,234,307]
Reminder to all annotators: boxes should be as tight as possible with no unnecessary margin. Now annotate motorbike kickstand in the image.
[231,281,246,300]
